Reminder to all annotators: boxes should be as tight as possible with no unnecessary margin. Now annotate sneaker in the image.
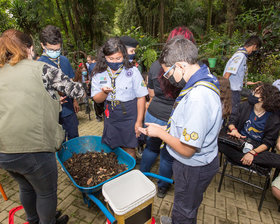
[157,187,167,198]
[56,214,69,224]
[160,216,172,224]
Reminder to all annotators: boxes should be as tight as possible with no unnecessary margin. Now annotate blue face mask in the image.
[82,71,87,76]
[128,54,136,61]
[45,49,61,59]
[106,60,123,71]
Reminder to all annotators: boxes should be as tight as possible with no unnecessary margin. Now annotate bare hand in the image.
[241,153,254,166]
[59,96,68,104]
[227,129,246,139]
[73,99,80,113]
[102,86,113,94]
[135,121,142,138]
[138,123,165,138]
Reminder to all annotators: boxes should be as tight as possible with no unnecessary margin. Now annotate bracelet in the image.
[252,149,258,156]
[248,151,258,156]
[248,151,256,156]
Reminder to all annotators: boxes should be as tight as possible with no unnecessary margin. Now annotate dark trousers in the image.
[231,90,241,115]
[219,142,280,168]
[0,152,58,224]
[140,111,173,190]
[59,112,79,140]
[172,156,219,224]
[93,101,104,118]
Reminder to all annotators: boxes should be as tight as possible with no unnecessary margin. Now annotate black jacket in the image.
[229,101,280,149]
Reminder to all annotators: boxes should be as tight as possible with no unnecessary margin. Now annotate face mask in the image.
[46,49,61,59]
[248,93,259,105]
[168,75,186,89]
[128,54,135,62]
[82,71,87,76]
[106,60,123,71]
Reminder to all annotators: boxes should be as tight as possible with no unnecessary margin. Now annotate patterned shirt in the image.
[42,64,84,100]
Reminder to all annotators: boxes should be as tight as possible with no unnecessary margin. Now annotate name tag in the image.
[100,81,107,84]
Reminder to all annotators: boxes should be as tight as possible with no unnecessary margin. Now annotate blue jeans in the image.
[0,152,58,224]
[140,111,173,189]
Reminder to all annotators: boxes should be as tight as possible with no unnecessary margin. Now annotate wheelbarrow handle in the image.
[142,172,174,184]
[87,194,117,224]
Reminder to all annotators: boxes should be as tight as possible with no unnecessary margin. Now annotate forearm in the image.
[224,72,231,79]
[136,97,146,123]
[93,92,108,103]
[158,129,196,157]
[253,144,268,154]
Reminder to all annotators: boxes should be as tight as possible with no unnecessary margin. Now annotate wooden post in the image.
[0,183,8,201]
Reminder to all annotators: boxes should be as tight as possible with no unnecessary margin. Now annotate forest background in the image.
[1,0,280,82]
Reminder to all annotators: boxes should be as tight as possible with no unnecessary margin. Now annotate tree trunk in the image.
[206,0,213,33]
[64,0,78,47]
[55,0,69,39]
[159,1,164,42]
[226,0,239,38]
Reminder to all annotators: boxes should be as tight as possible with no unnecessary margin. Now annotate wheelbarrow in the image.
[56,136,173,224]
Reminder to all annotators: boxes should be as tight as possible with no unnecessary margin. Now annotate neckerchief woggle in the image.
[160,64,220,149]
[107,65,123,110]
[42,51,61,68]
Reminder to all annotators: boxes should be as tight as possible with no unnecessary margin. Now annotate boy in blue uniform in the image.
[38,25,79,140]
[139,37,222,224]
[223,36,261,114]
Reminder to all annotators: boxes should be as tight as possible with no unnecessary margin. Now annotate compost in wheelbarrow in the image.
[56,136,136,194]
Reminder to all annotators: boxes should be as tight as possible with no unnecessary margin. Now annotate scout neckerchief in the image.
[42,52,61,69]
[160,64,220,149]
[107,65,124,109]
[236,47,248,87]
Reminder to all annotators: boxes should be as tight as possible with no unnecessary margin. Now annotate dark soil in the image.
[63,151,127,187]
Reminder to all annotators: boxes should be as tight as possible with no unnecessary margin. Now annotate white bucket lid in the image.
[102,170,156,215]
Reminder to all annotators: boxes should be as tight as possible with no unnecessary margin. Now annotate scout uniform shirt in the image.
[91,66,148,101]
[223,49,248,91]
[167,85,222,166]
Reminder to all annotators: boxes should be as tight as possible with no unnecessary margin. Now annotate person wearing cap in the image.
[120,36,139,62]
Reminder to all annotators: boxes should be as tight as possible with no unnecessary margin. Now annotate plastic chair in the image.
[218,154,277,211]
[0,183,8,201]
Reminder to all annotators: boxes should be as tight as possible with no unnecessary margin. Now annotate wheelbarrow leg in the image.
[87,194,117,224]
[82,193,91,208]
[0,183,8,201]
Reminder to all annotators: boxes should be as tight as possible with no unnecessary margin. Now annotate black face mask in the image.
[168,75,186,89]
[248,93,259,105]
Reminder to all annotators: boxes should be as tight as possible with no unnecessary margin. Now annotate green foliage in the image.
[0,0,15,33]
[120,26,159,71]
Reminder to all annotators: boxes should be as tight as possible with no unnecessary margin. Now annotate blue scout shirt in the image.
[223,50,248,91]
[241,110,270,142]
[167,85,222,167]
[91,66,148,101]
[38,55,75,118]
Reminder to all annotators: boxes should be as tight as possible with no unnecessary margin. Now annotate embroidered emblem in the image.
[141,80,147,87]
[182,128,187,136]
[100,77,107,81]
[184,134,191,142]
[190,132,199,141]
[126,69,133,77]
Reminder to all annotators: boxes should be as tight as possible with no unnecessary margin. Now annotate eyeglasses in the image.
[163,64,176,79]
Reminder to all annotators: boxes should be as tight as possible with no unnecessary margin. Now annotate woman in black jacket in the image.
[219,83,280,168]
